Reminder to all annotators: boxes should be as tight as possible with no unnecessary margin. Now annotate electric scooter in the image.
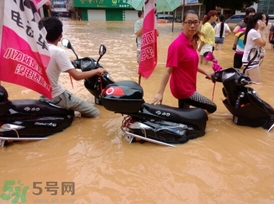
[208,48,274,131]
[0,85,74,147]
[0,40,114,147]
[61,38,114,105]
[62,38,209,147]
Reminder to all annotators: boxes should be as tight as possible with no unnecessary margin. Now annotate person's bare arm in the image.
[198,67,212,79]
[197,41,205,52]
[254,36,266,47]
[135,27,142,37]
[233,25,240,34]
[67,68,106,81]
[151,67,172,104]
[255,21,267,47]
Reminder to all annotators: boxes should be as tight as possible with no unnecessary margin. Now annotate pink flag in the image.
[35,0,51,8]
[138,0,157,79]
[0,0,52,99]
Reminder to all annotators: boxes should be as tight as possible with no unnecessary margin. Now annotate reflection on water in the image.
[1,20,274,204]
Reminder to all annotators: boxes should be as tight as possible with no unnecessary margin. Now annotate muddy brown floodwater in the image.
[1,20,274,204]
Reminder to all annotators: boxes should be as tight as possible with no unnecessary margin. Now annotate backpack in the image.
[232,32,245,51]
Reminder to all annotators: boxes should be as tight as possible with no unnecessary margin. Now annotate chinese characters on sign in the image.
[0,0,52,99]
[138,0,157,79]
[76,0,130,8]
[33,181,75,195]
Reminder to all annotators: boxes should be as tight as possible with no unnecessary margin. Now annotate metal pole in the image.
[172,11,174,32]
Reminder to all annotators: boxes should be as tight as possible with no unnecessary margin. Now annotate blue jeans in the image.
[215,37,224,44]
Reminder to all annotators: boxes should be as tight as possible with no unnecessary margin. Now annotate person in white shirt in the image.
[214,14,231,50]
[40,17,107,117]
[242,12,267,83]
[134,11,144,63]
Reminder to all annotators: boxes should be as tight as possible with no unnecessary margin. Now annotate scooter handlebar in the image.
[239,78,251,85]
[72,60,80,68]
[72,58,100,71]
[239,78,260,86]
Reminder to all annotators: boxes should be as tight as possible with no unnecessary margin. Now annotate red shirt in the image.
[166,32,198,99]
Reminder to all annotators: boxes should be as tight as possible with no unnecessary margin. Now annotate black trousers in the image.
[178,92,217,114]
[233,53,243,68]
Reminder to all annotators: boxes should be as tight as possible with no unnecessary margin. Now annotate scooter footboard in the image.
[122,116,206,144]
[122,117,206,144]
[223,99,269,127]
[0,114,74,138]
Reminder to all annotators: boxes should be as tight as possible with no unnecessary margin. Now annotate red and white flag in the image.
[138,0,157,79]
[35,0,51,8]
[0,0,52,99]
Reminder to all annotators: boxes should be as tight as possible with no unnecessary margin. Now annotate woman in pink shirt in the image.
[152,10,217,114]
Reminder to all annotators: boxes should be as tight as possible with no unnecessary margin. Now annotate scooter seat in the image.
[142,103,208,130]
[10,99,73,116]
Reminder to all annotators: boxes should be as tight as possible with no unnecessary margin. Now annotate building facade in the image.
[47,0,272,21]
[73,0,136,21]
[71,0,205,21]
[257,0,274,14]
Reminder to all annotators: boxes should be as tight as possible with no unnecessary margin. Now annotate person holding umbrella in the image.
[152,10,217,114]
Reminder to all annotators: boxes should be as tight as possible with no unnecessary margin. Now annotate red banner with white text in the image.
[138,0,157,79]
[0,0,52,99]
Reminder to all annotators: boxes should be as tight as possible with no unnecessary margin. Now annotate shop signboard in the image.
[74,0,131,9]
[186,0,199,4]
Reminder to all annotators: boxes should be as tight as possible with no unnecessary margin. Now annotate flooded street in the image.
[1,20,274,204]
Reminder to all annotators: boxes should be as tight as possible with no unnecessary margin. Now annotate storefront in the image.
[74,0,137,21]
[171,0,204,22]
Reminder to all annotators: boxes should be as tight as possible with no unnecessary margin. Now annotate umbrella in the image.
[127,0,181,13]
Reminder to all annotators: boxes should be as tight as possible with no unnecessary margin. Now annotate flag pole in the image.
[138,74,141,84]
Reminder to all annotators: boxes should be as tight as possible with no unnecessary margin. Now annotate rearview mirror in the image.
[99,45,106,56]
[61,38,72,49]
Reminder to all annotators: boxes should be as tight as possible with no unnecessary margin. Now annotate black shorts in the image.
[233,53,243,68]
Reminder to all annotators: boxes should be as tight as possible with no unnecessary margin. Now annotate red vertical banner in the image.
[138,0,157,79]
[0,0,52,99]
